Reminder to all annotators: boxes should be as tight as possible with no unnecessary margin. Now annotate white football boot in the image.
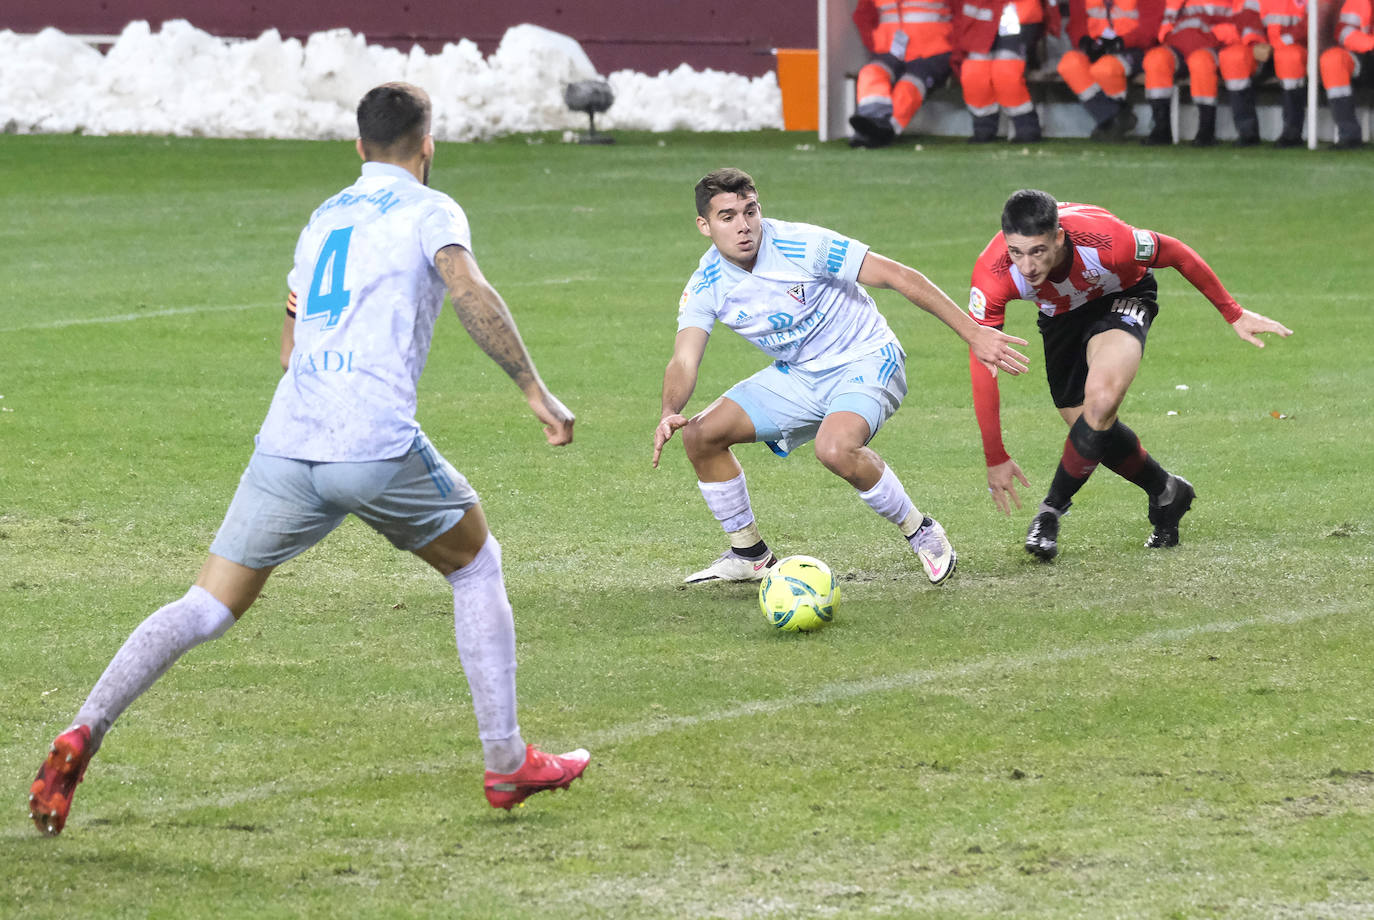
[908,516,957,584]
[683,550,778,584]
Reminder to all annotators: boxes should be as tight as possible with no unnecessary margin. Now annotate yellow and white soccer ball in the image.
[758,555,840,632]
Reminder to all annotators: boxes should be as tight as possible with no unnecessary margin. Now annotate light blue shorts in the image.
[723,344,907,457]
[208,434,477,569]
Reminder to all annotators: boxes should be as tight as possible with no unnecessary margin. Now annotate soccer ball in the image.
[758,555,840,632]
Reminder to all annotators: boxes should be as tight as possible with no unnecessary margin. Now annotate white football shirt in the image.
[256,162,472,462]
[676,217,900,371]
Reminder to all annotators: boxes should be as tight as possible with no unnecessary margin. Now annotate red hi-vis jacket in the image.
[1086,0,1142,39]
[854,0,955,59]
[1336,0,1374,53]
[966,203,1243,466]
[954,0,1063,53]
[1228,0,1267,44]
[954,0,1008,53]
[1260,0,1307,45]
[1066,0,1164,48]
[1158,0,1247,53]
[1015,0,1053,27]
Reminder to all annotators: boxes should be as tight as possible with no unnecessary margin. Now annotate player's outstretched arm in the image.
[1230,308,1294,349]
[1152,234,1294,349]
[858,252,1030,375]
[435,244,574,445]
[987,458,1030,515]
[969,350,1027,514]
[654,327,709,468]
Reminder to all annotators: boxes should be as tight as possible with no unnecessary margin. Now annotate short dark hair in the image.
[357,82,431,161]
[695,167,757,217]
[1001,189,1060,237]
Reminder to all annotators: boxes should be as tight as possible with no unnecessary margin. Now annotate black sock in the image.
[1045,417,1111,511]
[1100,419,1170,497]
[734,540,769,560]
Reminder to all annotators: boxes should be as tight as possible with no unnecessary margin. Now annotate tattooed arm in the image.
[433,244,574,445]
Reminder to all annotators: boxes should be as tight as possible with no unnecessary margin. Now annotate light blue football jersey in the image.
[257,162,471,462]
[677,217,900,371]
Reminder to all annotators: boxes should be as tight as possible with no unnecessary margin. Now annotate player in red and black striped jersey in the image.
[967,189,1292,559]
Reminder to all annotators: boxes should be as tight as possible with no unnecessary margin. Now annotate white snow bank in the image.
[0,20,783,139]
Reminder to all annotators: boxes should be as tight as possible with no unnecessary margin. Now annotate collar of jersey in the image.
[361,161,420,184]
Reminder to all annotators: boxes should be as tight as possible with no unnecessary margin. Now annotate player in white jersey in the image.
[29,84,588,836]
[653,167,1030,586]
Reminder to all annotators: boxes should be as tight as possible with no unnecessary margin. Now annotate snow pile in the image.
[0,20,783,139]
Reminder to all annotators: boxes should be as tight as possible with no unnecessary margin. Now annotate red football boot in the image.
[30,725,93,836]
[484,744,590,810]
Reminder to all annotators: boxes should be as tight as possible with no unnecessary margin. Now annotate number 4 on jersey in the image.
[305,227,353,328]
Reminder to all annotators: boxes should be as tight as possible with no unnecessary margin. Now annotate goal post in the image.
[818,0,867,142]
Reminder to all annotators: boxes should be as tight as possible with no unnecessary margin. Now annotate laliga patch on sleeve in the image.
[679,288,690,309]
[1133,229,1156,262]
[968,286,987,321]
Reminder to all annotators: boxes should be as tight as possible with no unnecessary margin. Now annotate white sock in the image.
[698,473,756,535]
[446,534,526,774]
[75,585,235,752]
[858,465,922,536]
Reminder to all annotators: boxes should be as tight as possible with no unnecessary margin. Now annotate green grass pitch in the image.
[2,130,1372,918]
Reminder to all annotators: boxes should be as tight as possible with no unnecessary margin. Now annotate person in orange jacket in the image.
[1015,0,1052,70]
[1056,0,1154,139]
[1320,0,1374,147]
[851,0,956,146]
[1142,0,1263,144]
[1260,0,1311,146]
[955,0,1051,142]
[1219,0,1267,145]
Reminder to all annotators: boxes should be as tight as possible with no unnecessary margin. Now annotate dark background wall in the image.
[2,1,818,76]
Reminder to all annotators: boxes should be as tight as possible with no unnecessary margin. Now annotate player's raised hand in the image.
[653,414,688,468]
[1230,308,1293,348]
[529,390,575,445]
[987,458,1030,515]
[971,325,1030,376]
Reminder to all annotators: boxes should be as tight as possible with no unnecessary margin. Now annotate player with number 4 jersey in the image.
[28,83,589,837]
[967,190,1292,561]
[257,159,472,462]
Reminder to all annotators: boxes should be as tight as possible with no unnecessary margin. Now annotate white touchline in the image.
[584,604,1348,747]
[4,603,1347,831]
[0,303,261,333]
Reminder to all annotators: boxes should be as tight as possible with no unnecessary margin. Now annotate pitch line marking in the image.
[0,303,261,332]
[3,603,1348,832]
[583,604,1347,747]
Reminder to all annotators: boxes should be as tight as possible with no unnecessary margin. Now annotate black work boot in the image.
[1192,104,1217,146]
[1011,110,1042,142]
[1229,86,1259,146]
[1275,87,1305,147]
[1141,98,1173,145]
[969,112,999,143]
[1085,91,1120,138]
[1330,95,1364,148]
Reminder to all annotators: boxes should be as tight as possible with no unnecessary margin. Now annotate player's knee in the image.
[813,436,858,478]
[1080,384,1125,426]
[680,415,729,461]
